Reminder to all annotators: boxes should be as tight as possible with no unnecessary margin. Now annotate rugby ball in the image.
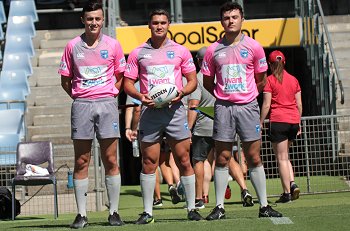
[148,83,178,108]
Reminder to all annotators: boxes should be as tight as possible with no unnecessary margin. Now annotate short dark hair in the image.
[82,0,103,17]
[149,9,171,23]
[220,1,244,19]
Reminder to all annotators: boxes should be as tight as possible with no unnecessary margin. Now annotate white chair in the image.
[1,52,33,76]
[4,35,35,57]
[5,15,36,38]
[0,70,31,97]
[9,0,38,23]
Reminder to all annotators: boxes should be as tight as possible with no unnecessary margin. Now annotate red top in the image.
[264,70,301,123]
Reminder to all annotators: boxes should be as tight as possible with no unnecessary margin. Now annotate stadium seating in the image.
[0,70,31,96]
[0,1,6,25]
[11,141,58,220]
[0,88,26,112]
[4,34,35,57]
[9,0,38,23]
[0,109,24,138]
[0,134,21,166]
[6,15,36,38]
[1,53,33,76]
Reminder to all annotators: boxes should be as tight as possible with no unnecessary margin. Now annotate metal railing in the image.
[297,0,345,115]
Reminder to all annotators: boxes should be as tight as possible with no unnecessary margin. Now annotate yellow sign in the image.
[116,18,301,54]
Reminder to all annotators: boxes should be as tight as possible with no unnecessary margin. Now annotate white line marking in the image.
[270,217,294,224]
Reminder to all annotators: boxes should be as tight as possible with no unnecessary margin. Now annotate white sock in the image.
[181,174,196,211]
[140,173,156,216]
[105,174,121,215]
[73,178,89,217]
[214,167,229,208]
[250,165,268,207]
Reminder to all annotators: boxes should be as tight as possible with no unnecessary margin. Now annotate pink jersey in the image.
[264,70,301,124]
[58,34,126,99]
[124,39,195,94]
[201,34,267,104]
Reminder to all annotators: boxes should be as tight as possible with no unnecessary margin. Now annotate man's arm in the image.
[114,72,124,93]
[255,72,267,93]
[61,76,72,98]
[203,74,215,96]
[260,92,271,127]
[171,71,197,102]
[187,98,200,131]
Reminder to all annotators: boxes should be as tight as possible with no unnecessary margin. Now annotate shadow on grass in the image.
[121,189,142,197]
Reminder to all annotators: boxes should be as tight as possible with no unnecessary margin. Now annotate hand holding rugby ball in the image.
[148,83,178,108]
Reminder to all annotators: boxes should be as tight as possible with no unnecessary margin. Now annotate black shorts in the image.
[191,135,214,162]
[268,122,299,143]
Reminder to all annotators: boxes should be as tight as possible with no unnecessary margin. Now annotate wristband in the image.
[180,90,185,99]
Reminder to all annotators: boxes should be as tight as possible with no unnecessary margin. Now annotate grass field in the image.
[1,183,350,231]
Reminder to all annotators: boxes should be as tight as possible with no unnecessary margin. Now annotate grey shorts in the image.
[213,99,261,142]
[139,102,190,142]
[71,97,120,140]
[191,135,214,162]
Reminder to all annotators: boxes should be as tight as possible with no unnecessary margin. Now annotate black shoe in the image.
[108,211,124,226]
[290,184,300,201]
[275,193,292,203]
[259,205,283,218]
[70,214,88,229]
[195,199,205,209]
[241,189,254,207]
[188,209,204,221]
[135,212,154,225]
[206,205,226,220]
[169,185,181,204]
[153,199,163,207]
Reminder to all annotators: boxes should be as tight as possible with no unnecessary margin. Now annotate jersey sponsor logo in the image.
[77,53,85,59]
[188,58,195,66]
[100,50,108,59]
[167,51,175,59]
[240,49,248,58]
[259,57,267,67]
[143,54,152,59]
[218,52,226,58]
[119,57,126,67]
[202,61,209,71]
[59,61,67,71]
[146,64,176,91]
[79,65,108,88]
[222,64,247,93]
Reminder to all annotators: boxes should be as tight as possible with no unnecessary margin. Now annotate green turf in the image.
[1,183,349,231]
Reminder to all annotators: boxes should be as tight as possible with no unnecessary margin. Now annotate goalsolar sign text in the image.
[116,18,302,54]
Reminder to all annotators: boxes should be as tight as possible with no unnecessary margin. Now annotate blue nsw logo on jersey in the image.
[100,50,108,59]
[240,49,248,58]
[167,51,175,59]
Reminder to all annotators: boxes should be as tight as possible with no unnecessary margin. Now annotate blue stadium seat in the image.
[1,53,33,76]
[0,134,21,166]
[4,35,35,57]
[0,109,24,137]
[0,1,6,25]
[6,15,36,38]
[9,0,38,23]
[0,88,26,112]
[0,70,31,97]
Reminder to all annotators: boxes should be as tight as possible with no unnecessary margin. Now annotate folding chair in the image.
[0,70,31,96]
[1,52,33,76]
[4,35,35,57]
[11,141,58,220]
[5,15,36,38]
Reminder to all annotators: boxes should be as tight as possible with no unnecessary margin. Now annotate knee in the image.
[246,153,262,167]
[216,154,230,167]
